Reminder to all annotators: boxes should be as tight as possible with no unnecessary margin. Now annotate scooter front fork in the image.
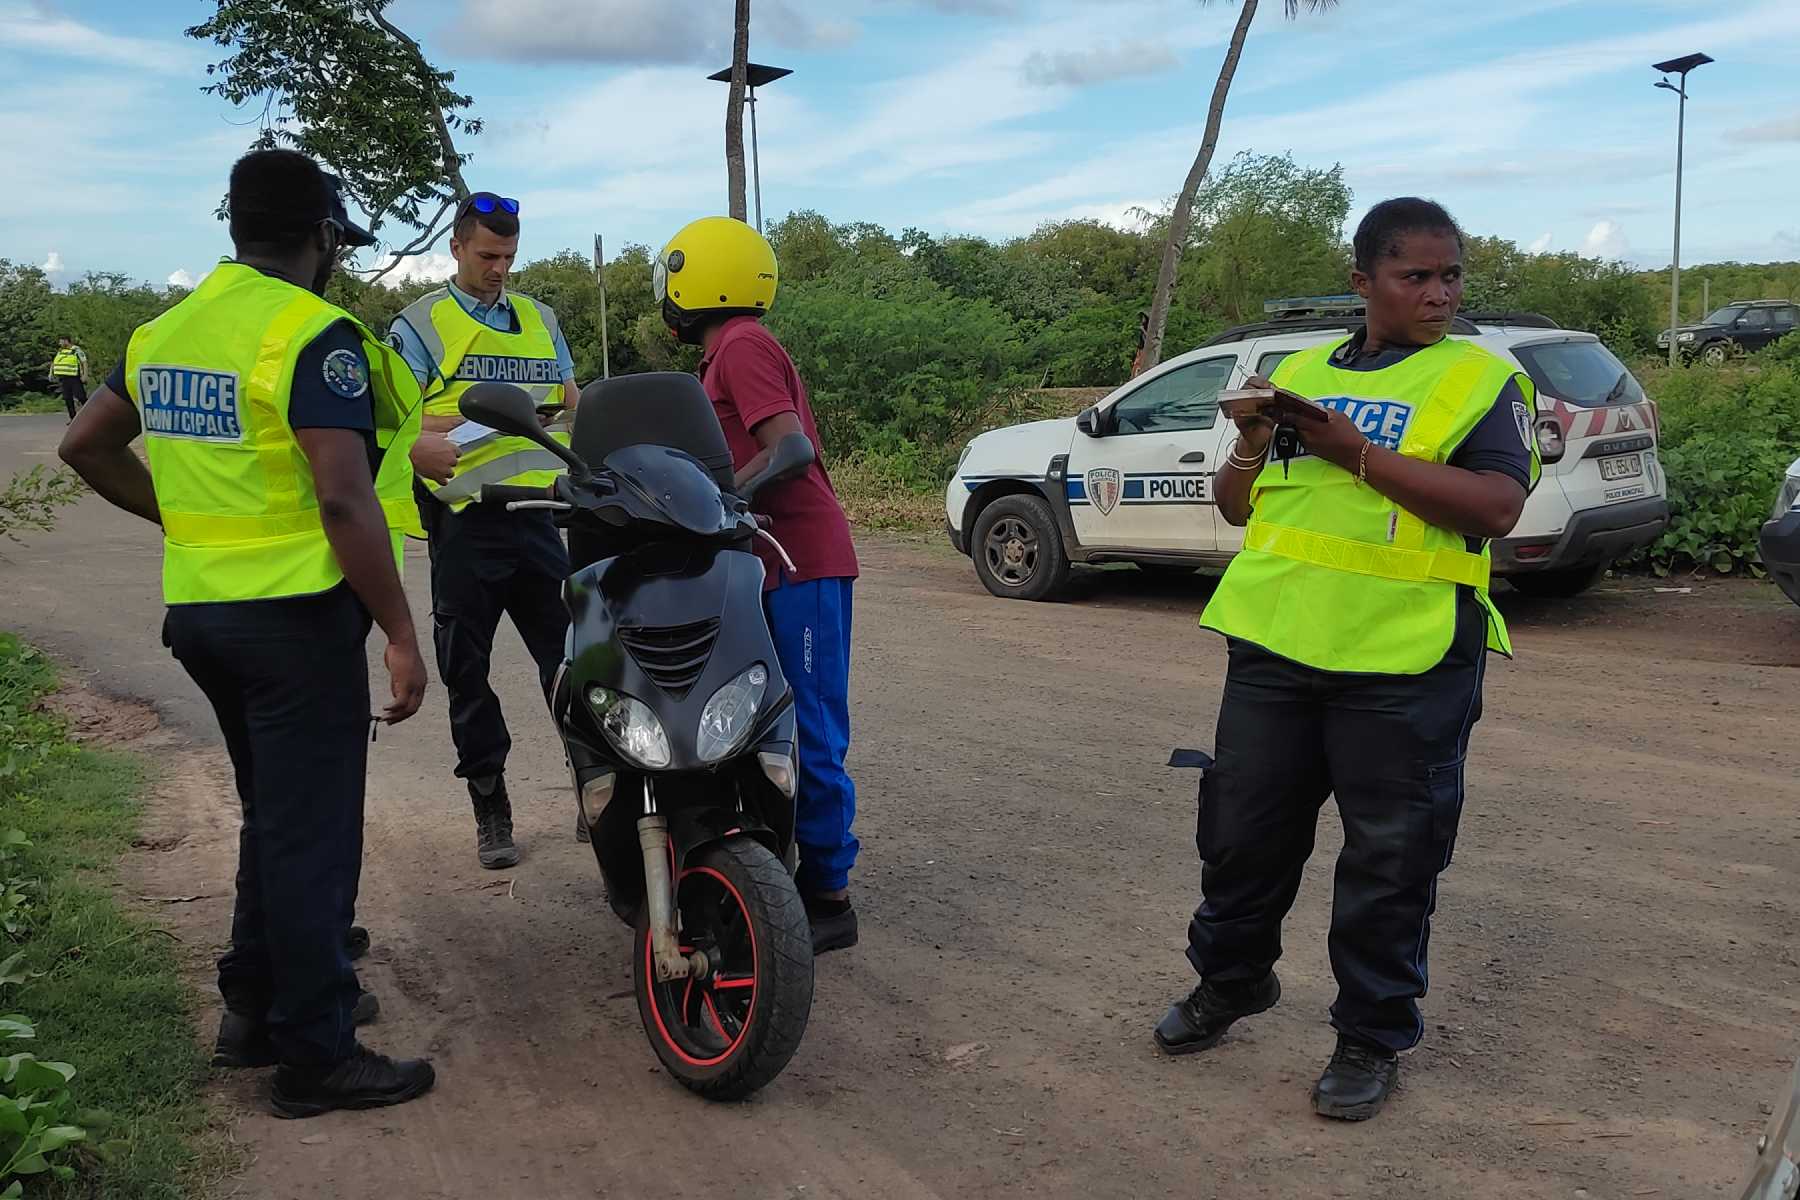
[637,814,718,983]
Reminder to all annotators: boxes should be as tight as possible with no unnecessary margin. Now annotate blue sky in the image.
[4,0,1798,290]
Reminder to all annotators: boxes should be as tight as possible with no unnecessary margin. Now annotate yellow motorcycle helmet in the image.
[655,217,779,345]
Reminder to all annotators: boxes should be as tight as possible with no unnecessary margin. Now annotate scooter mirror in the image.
[458,382,590,478]
[739,432,815,503]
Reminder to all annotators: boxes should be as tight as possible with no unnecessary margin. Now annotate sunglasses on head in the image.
[459,194,520,220]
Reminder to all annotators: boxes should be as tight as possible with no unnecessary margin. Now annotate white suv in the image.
[946,307,1669,601]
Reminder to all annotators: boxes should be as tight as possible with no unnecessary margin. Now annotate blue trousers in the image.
[765,578,860,894]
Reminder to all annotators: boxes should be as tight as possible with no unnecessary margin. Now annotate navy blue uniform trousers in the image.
[419,492,570,781]
[164,584,371,1068]
[1186,595,1488,1053]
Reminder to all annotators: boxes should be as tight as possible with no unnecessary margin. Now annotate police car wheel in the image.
[973,494,1069,602]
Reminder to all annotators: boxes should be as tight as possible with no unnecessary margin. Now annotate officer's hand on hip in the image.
[410,434,461,486]
[1294,406,1370,474]
[382,638,429,724]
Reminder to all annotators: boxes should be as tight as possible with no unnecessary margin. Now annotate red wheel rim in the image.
[644,865,760,1069]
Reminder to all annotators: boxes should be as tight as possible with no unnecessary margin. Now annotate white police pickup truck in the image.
[946,300,1670,601]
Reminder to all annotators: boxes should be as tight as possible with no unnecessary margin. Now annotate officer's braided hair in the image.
[228,149,333,255]
[1353,197,1463,274]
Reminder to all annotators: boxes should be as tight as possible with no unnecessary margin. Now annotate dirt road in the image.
[5,412,1799,1199]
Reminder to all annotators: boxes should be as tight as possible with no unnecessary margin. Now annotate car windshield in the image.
[1512,340,1647,409]
[1703,306,1745,325]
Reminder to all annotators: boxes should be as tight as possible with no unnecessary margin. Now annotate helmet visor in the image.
[652,254,669,305]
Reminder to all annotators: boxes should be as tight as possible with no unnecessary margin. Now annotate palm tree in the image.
[725,0,751,222]
[1140,0,1341,371]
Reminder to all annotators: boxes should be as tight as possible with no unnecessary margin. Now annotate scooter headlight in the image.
[697,664,769,763]
[588,686,671,769]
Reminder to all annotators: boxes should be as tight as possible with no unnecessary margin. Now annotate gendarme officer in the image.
[59,149,437,1119]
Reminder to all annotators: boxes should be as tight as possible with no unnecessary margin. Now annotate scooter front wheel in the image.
[635,836,814,1100]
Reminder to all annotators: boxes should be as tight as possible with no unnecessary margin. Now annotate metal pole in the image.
[1702,277,1709,319]
[748,86,764,233]
[594,233,610,380]
[1668,77,1686,367]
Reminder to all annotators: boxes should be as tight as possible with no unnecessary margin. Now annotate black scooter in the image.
[459,374,817,1100]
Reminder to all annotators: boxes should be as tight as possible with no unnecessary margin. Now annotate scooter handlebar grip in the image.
[480,483,553,506]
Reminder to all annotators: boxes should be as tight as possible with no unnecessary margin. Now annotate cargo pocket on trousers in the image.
[1425,758,1467,873]
[1194,767,1222,863]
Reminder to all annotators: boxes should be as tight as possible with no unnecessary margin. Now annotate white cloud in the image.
[444,0,856,64]
[1022,42,1179,88]
[1528,233,1554,254]
[167,268,200,289]
[1725,115,1800,144]
[0,2,196,74]
[1582,220,1629,260]
[377,252,458,285]
[40,250,63,275]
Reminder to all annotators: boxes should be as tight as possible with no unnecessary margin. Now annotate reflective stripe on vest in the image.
[50,349,82,377]
[124,262,423,604]
[394,288,570,510]
[1199,336,1538,674]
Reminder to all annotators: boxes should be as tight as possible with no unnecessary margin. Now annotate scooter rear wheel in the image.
[635,837,814,1100]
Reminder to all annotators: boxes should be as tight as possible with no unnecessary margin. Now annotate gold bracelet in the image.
[1355,441,1371,486]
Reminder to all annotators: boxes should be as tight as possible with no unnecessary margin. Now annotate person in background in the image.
[57,149,437,1118]
[1152,197,1540,1121]
[654,216,862,955]
[389,192,578,869]
[48,336,89,420]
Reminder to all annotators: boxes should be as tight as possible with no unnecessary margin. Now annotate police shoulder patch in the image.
[1512,399,1532,449]
[322,347,370,399]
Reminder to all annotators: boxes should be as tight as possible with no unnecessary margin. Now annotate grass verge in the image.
[0,394,68,416]
[0,633,226,1200]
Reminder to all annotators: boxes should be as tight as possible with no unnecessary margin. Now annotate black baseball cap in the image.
[228,149,375,248]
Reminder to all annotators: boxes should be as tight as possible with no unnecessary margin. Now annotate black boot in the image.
[1152,971,1281,1055]
[213,1009,276,1070]
[1311,1033,1399,1121]
[469,775,518,869]
[269,1045,436,1119]
[804,894,858,955]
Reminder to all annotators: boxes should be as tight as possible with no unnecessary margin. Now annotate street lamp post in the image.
[1653,52,1713,367]
[709,62,793,234]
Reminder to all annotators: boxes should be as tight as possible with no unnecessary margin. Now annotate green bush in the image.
[1634,359,1800,575]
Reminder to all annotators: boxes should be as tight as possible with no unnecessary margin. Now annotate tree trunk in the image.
[1141,0,1258,370]
[725,0,750,222]
[367,4,470,201]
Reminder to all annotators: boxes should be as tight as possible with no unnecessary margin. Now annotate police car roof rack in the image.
[1201,313,1481,348]
[1460,311,1561,329]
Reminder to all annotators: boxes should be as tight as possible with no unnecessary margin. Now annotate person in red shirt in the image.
[655,217,861,954]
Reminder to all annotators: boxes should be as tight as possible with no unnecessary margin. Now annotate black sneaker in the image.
[346,925,370,961]
[469,776,519,869]
[1311,1034,1399,1121]
[1153,971,1281,1055]
[804,895,858,955]
[270,1045,436,1119]
[213,1009,276,1070]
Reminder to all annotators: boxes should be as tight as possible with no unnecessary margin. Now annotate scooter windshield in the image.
[600,444,738,537]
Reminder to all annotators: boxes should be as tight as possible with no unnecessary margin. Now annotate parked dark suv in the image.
[1658,299,1800,365]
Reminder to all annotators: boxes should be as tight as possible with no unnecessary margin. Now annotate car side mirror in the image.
[739,432,815,503]
[458,382,590,478]
[1076,407,1102,438]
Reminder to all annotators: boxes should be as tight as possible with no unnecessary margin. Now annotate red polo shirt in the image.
[701,317,859,589]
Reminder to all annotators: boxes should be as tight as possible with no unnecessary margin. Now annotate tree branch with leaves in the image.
[186,0,481,276]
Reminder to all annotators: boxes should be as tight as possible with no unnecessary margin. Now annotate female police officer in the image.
[1151,198,1539,1120]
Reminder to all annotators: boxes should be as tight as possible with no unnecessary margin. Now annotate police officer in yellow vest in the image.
[47,335,88,420]
[1153,199,1540,1121]
[58,150,437,1119]
[388,192,577,869]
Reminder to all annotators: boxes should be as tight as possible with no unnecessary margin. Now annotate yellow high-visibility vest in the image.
[394,288,571,511]
[1200,336,1540,674]
[123,262,423,604]
[50,347,82,377]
